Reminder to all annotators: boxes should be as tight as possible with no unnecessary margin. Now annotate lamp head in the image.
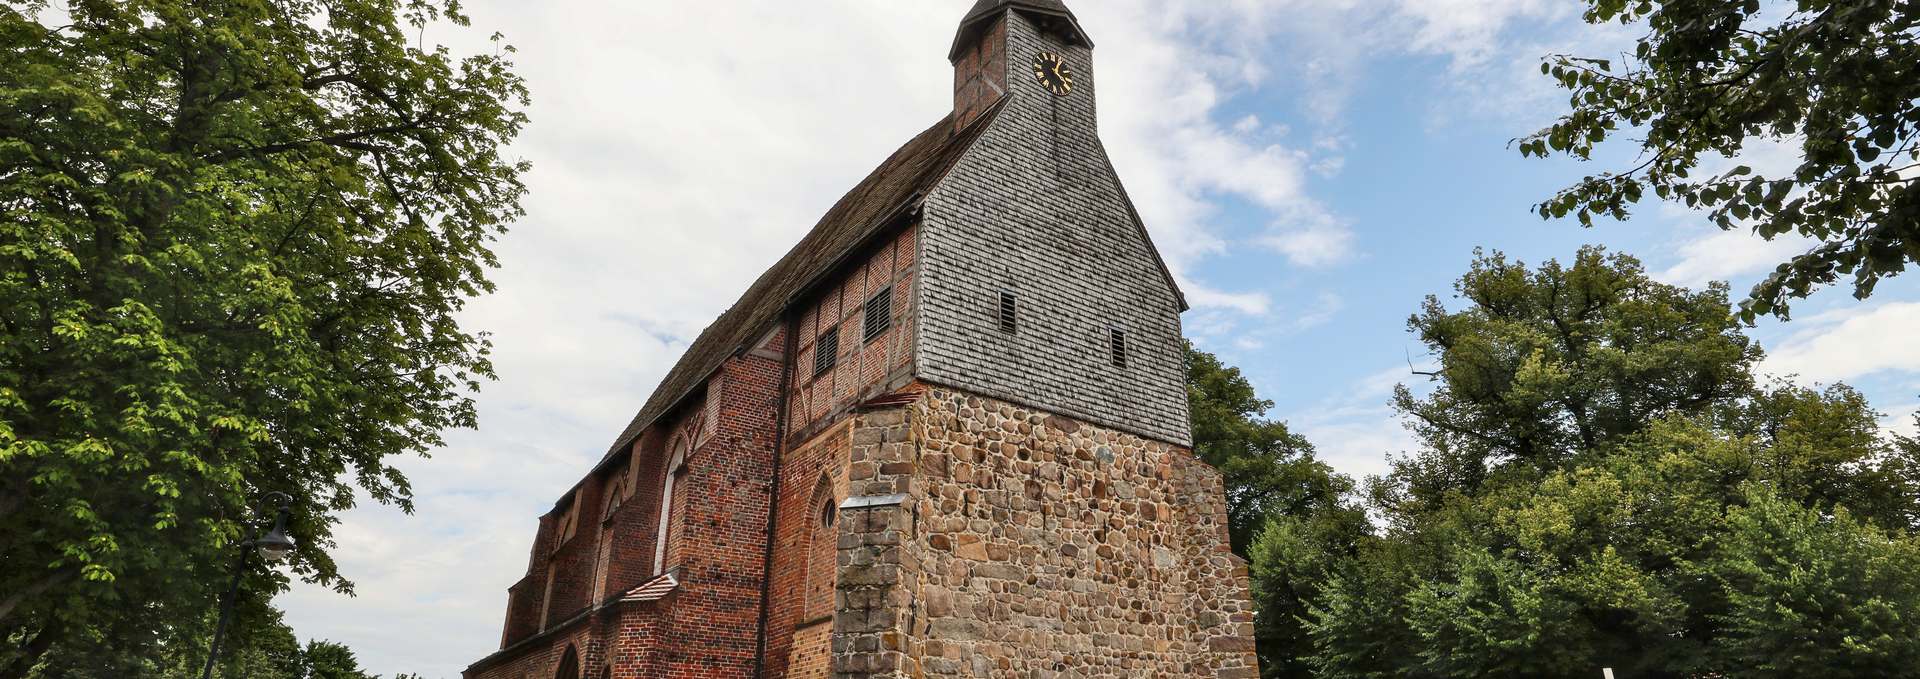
[255,493,296,562]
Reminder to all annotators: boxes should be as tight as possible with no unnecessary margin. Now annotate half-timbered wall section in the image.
[789,226,918,440]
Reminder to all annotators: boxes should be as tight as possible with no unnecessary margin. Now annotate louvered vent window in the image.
[814,327,839,377]
[998,291,1017,334]
[864,288,892,343]
[1108,327,1126,368]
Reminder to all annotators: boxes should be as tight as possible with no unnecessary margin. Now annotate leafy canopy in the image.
[0,0,526,675]
[1388,246,1760,500]
[1250,248,1920,678]
[1522,0,1920,320]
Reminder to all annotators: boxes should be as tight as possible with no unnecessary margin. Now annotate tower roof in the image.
[960,0,1074,25]
[952,0,1090,60]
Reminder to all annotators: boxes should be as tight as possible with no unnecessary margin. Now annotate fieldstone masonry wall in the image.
[834,386,1257,679]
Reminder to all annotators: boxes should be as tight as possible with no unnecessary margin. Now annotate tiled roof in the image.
[602,99,1009,457]
[952,0,1089,62]
[620,572,679,603]
[855,383,927,410]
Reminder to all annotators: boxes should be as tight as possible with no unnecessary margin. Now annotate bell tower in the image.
[949,0,1093,130]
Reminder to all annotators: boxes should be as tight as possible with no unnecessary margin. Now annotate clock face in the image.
[1032,52,1074,96]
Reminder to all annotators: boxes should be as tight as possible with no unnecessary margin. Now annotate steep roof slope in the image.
[602,100,1008,456]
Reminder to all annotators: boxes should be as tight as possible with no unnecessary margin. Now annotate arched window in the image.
[652,436,690,576]
[553,645,579,679]
[601,468,627,522]
[805,474,837,619]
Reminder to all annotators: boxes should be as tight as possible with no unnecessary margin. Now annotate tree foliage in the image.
[24,602,375,679]
[1252,248,1920,678]
[1521,0,1920,320]
[0,0,526,674]
[1388,246,1760,502]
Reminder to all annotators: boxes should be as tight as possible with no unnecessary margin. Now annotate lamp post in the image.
[200,492,297,679]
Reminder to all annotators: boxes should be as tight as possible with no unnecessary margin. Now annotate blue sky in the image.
[274,0,1920,675]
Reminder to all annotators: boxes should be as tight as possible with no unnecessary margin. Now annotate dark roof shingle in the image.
[962,0,1074,25]
[601,100,1008,456]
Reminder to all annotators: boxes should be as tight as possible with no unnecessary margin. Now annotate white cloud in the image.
[1647,136,1823,289]
[1652,226,1811,291]
[1182,279,1274,314]
[1095,0,1353,276]
[1284,363,1434,481]
[1885,403,1920,439]
[1760,301,1920,383]
[1262,220,1357,266]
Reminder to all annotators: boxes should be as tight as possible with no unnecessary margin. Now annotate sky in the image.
[275,0,1920,675]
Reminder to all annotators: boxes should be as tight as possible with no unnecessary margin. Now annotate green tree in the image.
[1256,248,1920,677]
[1387,246,1760,504]
[0,0,526,675]
[1521,0,1920,321]
[1315,417,1920,678]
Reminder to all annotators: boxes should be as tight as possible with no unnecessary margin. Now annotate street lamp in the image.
[200,492,297,679]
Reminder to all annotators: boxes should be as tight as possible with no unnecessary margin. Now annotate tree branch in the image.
[202,121,428,163]
[0,565,81,622]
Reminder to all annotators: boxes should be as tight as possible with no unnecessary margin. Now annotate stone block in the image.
[970,563,1025,581]
[1207,636,1256,653]
[927,618,989,641]
[841,563,900,586]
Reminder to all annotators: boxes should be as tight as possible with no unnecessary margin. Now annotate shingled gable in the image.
[600,99,1009,457]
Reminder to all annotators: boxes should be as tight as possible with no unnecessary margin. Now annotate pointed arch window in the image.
[553,645,579,679]
[601,468,628,522]
[653,436,690,576]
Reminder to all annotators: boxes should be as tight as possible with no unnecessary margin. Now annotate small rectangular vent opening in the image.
[998,291,1017,334]
[1108,327,1126,368]
[864,288,892,343]
[814,327,839,377]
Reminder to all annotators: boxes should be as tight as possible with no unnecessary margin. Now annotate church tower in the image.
[463,3,1257,679]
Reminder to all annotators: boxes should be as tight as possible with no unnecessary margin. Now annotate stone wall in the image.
[834,385,1257,679]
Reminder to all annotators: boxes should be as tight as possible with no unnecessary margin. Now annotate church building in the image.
[462,2,1258,678]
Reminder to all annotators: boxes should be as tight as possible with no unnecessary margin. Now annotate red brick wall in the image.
[953,15,1006,130]
[475,339,787,679]
[479,225,934,679]
[502,510,558,646]
[644,346,786,677]
[543,479,603,626]
[784,623,832,679]
[760,420,853,679]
